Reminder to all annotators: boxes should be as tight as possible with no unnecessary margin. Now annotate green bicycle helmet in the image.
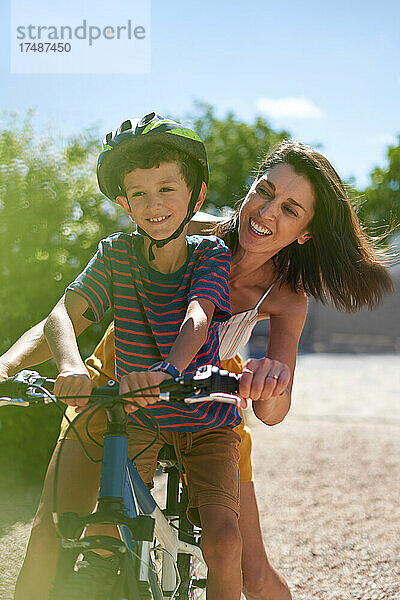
[97,112,209,260]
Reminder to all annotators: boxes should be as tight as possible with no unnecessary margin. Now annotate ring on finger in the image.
[267,373,279,380]
[242,367,253,374]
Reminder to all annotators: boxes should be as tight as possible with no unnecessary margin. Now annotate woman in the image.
[2,140,392,600]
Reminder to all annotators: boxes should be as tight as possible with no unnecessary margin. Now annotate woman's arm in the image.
[240,294,307,425]
[0,311,92,380]
[44,290,94,405]
[0,320,51,379]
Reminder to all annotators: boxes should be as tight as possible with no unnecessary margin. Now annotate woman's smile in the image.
[248,217,273,237]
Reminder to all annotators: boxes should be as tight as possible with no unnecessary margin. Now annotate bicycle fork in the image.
[54,403,155,595]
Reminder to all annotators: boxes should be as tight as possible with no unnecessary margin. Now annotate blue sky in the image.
[1,0,399,189]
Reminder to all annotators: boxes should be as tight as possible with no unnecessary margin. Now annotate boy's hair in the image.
[118,141,199,195]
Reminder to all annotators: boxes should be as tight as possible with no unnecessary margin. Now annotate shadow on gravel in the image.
[0,485,41,536]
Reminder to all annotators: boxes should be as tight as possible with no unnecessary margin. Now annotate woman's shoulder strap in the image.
[254,282,276,310]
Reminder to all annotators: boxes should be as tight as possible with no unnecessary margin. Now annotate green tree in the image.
[360,137,400,228]
[0,113,122,359]
[187,102,290,211]
[0,113,122,482]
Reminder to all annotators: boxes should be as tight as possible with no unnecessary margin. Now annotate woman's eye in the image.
[131,191,144,198]
[160,187,174,192]
[257,185,271,196]
[284,205,297,216]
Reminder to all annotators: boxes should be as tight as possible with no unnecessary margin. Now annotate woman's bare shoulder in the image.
[261,282,308,319]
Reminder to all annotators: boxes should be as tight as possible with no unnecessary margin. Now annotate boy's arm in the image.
[121,298,216,413]
[121,238,231,414]
[44,290,95,407]
[166,298,215,373]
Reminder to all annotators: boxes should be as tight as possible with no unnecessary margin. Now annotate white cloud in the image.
[256,97,325,120]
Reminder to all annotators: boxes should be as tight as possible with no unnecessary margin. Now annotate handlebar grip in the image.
[210,369,240,395]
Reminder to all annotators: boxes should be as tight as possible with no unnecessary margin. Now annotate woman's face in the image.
[238,163,315,256]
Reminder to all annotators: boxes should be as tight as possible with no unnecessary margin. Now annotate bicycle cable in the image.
[51,382,166,526]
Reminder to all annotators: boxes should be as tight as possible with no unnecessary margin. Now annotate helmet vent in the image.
[140,112,155,126]
[120,119,132,133]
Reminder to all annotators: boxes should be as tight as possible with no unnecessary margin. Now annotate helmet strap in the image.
[137,179,203,261]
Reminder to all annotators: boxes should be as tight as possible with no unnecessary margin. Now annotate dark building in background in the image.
[247,264,400,357]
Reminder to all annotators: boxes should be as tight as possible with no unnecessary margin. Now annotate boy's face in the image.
[117,162,204,240]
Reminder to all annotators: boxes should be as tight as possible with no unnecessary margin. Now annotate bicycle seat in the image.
[157,444,177,469]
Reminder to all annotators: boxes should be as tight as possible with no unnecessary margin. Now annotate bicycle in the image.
[0,365,241,599]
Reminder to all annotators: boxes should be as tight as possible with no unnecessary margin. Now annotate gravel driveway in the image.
[1,354,399,599]
[250,354,400,600]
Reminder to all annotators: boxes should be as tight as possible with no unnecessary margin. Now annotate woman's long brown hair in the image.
[215,140,393,312]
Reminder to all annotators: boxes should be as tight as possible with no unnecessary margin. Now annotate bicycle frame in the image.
[0,367,241,598]
[55,399,207,599]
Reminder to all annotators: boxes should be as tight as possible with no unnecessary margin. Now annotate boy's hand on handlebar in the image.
[239,357,290,408]
[54,370,95,412]
[120,370,170,414]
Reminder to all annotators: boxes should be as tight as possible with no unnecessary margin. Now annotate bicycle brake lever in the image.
[184,392,242,406]
[0,370,55,406]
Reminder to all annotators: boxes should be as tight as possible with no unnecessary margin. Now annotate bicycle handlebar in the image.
[0,365,241,408]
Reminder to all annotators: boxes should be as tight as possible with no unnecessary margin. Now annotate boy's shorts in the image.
[80,324,254,482]
[60,408,240,526]
[128,423,240,526]
[59,349,252,524]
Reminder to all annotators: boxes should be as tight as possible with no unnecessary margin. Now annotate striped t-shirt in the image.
[68,232,241,431]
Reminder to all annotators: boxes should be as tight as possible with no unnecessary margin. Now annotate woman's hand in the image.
[239,357,291,410]
[120,370,169,414]
[54,370,95,412]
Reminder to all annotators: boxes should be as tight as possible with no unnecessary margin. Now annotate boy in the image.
[31,113,242,599]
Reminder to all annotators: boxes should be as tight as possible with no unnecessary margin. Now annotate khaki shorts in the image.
[60,409,252,487]
[127,423,240,526]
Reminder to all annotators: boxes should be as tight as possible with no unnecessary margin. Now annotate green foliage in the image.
[0,113,119,357]
[0,113,120,481]
[188,102,290,210]
[359,137,400,229]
